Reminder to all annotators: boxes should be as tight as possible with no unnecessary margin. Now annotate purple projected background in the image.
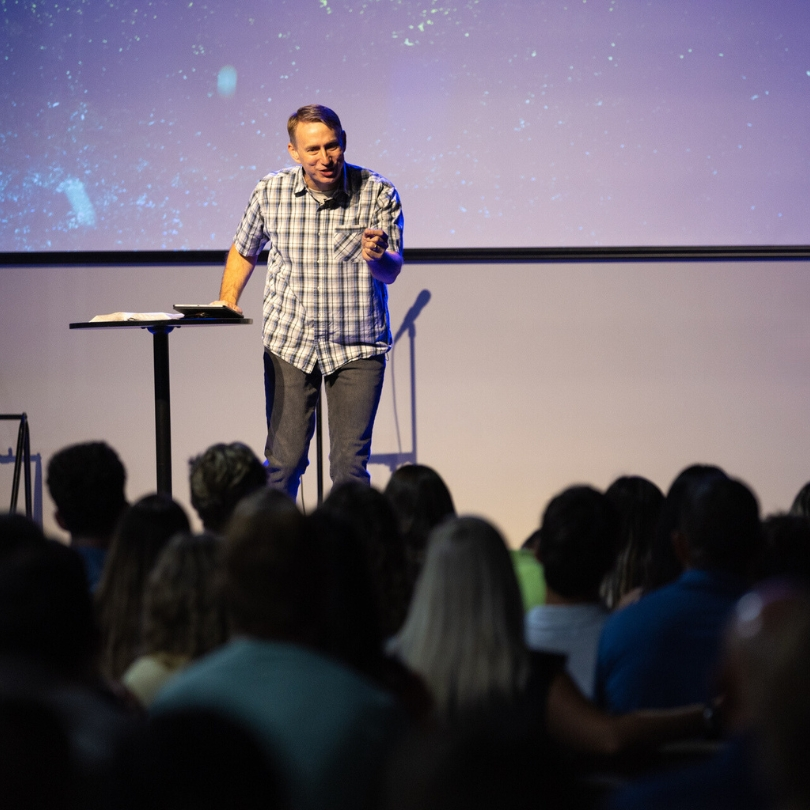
[2,0,809,251]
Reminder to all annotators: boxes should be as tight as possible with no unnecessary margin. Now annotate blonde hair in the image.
[391,516,529,719]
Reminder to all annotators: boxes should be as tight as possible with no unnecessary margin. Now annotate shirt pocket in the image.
[333,224,364,262]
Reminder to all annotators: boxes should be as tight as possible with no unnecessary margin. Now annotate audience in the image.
[188,442,268,534]
[151,488,405,810]
[525,485,620,698]
[46,441,128,591]
[122,532,229,708]
[595,475,763,712]
[28,437,810,809]
[95,494,191,681]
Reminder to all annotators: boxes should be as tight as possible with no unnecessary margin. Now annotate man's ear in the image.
[341,130,347,151]
[671,529,691,567]
[287,141,301,165]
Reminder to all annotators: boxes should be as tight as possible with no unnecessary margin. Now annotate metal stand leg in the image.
[150,327,174,496]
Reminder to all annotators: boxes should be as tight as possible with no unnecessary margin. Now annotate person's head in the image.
[221,489,313,642]
[384,464,455,571]
[0,541,97,677]
[537,485,620,602]
[392,516,528,719]
[0,513,46,561]
[188,442,268,534]
[46,441,127,543]
[95,494,191,679]
[645,463,727,591]
[789,481,810,520]
[286,104,346,192]
[140,532,229,660]
[322,482,410,638]
[601,476,664,607]
[760,513,810,585]
[679,476,763,578]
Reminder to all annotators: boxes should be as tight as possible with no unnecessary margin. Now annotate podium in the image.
[70,317,252,496]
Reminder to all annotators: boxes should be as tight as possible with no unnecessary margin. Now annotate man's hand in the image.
[362,228,402,284]
[210,299,244,316]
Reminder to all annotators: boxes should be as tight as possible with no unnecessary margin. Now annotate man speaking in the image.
[214,104,404,499]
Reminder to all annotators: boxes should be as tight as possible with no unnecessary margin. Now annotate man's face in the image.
[288,121,346,192]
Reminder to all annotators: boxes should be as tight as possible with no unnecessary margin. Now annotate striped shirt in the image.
[233,163,404,375]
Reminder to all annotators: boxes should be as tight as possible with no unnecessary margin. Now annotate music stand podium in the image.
[70,317,252,496]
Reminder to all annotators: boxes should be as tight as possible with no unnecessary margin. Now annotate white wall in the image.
[2,259,810,546]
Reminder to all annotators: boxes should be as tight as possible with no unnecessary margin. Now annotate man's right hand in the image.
[210,299,243,316]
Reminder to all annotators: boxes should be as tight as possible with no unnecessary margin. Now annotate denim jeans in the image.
[263,351,386,499]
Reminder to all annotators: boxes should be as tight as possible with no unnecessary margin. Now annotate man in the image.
[46,441,128,591]
[594,475,763,712]
[524,485,619,698]
[213,104,404,499]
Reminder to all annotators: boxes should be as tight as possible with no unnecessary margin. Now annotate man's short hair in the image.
[537,485,620,600]
[287,104,343,144]
[46,441,127,539]
[188,443,268,534]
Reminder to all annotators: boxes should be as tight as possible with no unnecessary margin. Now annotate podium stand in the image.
[70,318,252,496]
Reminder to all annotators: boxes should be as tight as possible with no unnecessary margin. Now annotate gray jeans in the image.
[263,351,386,499]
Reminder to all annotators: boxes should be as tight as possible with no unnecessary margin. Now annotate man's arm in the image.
[211,244,258,315]
[362,228,402,284]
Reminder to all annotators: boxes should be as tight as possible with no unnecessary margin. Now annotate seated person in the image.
[152,489,405,810]
[595,475,763,712]
[46,441,128,591]
[525,486,619,698]
[188,442,268,534]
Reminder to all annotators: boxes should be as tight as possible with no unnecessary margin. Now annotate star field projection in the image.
[1,0,809,250]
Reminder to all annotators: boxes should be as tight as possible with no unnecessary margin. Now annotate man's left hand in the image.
[361,228,389,262]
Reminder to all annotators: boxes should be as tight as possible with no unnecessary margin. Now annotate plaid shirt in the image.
[233,163,404,375]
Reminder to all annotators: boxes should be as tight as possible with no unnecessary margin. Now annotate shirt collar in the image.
[293,165,349,199]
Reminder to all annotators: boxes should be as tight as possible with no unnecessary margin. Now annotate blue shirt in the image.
[594,569,747,712]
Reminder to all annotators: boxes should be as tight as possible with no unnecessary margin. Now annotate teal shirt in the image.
[153,637,405,810]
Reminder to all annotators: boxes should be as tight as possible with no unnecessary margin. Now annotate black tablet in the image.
[173,304,243,319]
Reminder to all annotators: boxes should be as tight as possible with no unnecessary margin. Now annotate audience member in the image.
[761,513,810,585]
[188,442,268,534]
[0,513,47,557]
[595,475,763,712]
[107,708,287,810]
[384,464,455,591]
[96,494,191,682]
[0,541,136,807]
[152,488,405,810]
[604,582,810,810]
[644,464,726,593]
[601,476,664,608]
[46,441,128,591]
[788,480,810,520]
[122,532,229,708]
[321,482,411,638]
[511,529,546,612]
[525,486,620,698]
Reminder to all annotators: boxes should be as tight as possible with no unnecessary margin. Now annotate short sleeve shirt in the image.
[233,163,404,375]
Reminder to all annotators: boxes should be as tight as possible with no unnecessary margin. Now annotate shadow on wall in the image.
[370,289,432,473]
